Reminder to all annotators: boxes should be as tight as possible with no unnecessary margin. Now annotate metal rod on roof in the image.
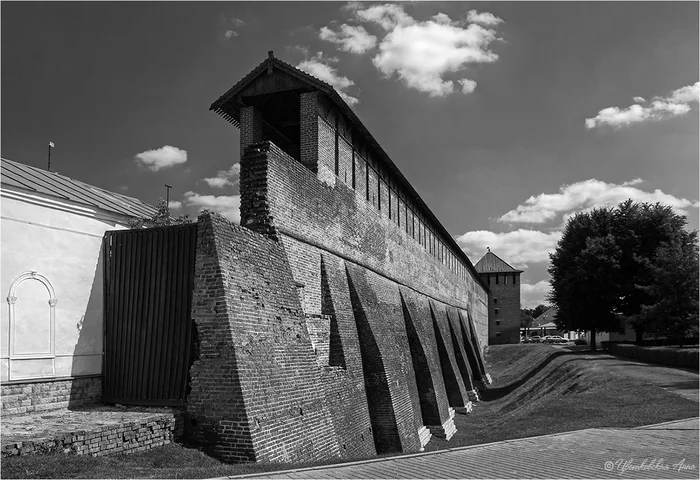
[165,184,172,217]
[47,141,54,171]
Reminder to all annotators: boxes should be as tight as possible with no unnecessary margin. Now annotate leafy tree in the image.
[128,198,191,229]
[613,200,692,343]
[548,208,622,351]
[638,230,699,345]
[520,309,534,336]
[548,200,698,350]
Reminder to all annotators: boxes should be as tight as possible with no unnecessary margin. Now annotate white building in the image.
[1,158,157,413]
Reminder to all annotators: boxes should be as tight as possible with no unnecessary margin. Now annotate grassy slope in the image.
[3,345,698,478]
[426,345,699,450]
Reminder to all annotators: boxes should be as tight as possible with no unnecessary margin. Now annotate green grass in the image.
[3,344,698,478]
[426,344,699,451]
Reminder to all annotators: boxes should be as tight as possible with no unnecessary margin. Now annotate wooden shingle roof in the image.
[1,157,158,219]
[474,250,523,273]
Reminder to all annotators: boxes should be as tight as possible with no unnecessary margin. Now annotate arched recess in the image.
[6,271,57,380]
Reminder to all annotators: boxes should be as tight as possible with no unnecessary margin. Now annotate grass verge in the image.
[3,345,697,478]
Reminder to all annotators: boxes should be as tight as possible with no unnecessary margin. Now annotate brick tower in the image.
[474,249,522,345]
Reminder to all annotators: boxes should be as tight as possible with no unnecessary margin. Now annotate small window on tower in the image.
[496,320,501,325]
[494,298,498,304]
[495,308,500,315]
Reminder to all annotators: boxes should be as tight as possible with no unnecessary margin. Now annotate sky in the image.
[2,2,698,308]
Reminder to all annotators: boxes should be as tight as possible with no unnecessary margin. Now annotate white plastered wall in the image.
[1,192,129,381]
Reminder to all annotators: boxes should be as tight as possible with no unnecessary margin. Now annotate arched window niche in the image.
[6,271,57,380]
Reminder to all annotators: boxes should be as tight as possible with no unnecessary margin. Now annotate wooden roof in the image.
[474,250,523,273]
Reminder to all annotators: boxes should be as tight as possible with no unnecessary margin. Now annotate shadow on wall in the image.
[346,268,401,455]
[400,293,441,426]
[447,314,474,392]
[320,257,346,369]
[430,306,462,409]
[69,239,105,409]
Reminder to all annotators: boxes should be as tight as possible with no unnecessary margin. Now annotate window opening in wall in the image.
[388,188,392,219]
[351,149,356,189]
[495,275,499,284]
[495,308,500,315]
[494,298,498,304]
[513,274,518,284]
[496,332,501,337]
[365,163,370,201]
[504,275,508,284]
[496,320,501,325]
[334,116,339,176]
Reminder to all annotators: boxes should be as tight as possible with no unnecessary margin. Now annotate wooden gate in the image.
[102,223,197,406]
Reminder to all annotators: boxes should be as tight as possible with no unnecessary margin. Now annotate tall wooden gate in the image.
[103,223,197,406]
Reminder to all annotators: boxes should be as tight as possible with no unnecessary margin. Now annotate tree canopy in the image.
[548,200,698,349]
[128,198,191,229]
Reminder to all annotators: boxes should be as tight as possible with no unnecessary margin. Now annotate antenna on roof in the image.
[165,184,172,215]
[47,141,55,171]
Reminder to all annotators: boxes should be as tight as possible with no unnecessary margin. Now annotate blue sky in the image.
[2,2,698,307]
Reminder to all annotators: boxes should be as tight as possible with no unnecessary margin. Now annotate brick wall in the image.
[1,376,101,416]
[2,408,182,457]
[483,273,521,345]
[186,213,340,463]
[242,141,489,345]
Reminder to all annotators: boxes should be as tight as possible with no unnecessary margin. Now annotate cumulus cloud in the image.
[354,3,413,30]
[465,10,504,26]
[182,191,240,223]
[367,9,500,97]
[222,16,244,39]
[458,78,477,94]
[318,4,503,98]
[498,178,699,224]
[320,24,377,53]
[297,52,359,105]
[202,163,240,189]
[168,200,182,210]
[457,229,561,269]
[351,5,502,97]
[134,145,187,172]
[521,281,552,309]
[586,81,699,129]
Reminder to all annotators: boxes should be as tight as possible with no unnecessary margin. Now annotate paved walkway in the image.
[226,418,699,479]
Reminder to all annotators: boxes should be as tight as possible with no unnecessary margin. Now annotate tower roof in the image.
[474,249,523,273]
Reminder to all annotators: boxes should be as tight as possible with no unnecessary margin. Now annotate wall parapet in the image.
[239,140,488,327]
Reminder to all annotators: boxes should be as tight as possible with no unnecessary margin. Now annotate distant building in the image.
[474,249,522,344]
[0,158,157,414]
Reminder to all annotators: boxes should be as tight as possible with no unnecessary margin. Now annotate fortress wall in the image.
[399,288,451,426]
[186,214,340,463]
[240,141,489,353]
[315,252,376,459]
[186,209,488,461]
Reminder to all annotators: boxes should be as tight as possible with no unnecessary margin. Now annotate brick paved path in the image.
[228,418,699,479]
